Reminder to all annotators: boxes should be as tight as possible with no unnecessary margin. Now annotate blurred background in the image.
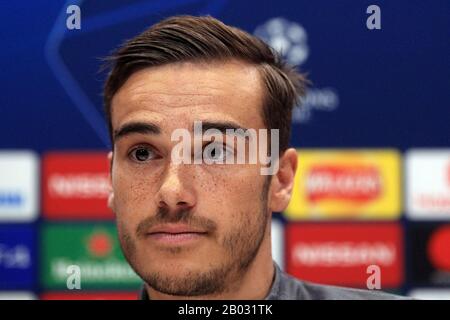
[0,0,449,300]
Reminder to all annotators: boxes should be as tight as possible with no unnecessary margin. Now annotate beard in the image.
[116,176,271,297]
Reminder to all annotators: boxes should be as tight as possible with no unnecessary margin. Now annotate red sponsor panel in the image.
[42,152,113,219]
[286,223,403,288]
[41,292,138,300]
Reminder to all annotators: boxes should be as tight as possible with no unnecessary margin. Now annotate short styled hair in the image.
[103,15,307,152]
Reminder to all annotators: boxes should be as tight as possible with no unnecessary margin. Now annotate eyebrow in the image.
[200,121,249,138]
[114,121,161,141]
[113,120,250,142]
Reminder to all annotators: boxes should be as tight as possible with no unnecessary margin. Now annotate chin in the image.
[140,255,202,271]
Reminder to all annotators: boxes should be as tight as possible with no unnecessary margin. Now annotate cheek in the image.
[200,167,265,224]
[217,167,264,203]
[112,165,159,221]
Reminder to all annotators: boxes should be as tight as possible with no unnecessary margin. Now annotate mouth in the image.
[146,225,208,245]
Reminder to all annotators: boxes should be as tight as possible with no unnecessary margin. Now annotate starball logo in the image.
[254,17,340,123]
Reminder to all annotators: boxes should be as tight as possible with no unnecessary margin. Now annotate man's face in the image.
[110,60,272,296]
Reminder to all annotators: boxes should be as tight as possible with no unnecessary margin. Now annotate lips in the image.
[147,224,207,235]
[145,224,208,245]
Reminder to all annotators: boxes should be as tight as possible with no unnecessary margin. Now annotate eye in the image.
[202,142,234,163]
[129,146,157,162]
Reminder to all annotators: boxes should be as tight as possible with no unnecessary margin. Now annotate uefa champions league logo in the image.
[254,17,339,124]
[254,17,309,66]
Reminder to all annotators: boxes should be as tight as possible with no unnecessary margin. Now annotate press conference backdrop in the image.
[0,0,449,300]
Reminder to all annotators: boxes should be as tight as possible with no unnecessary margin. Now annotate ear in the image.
[268,148,298,212]
[107,151,115,211]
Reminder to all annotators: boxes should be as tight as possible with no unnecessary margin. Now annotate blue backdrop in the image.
[0,0,449,299]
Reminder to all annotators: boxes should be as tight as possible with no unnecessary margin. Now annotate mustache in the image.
[136,206,217,238]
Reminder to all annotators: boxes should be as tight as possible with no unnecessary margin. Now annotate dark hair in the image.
[103,15,307,152]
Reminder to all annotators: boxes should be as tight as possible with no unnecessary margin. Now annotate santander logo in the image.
[306,165,382,203]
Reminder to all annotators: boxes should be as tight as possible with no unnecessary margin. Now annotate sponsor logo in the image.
[306,165,381,203]
[428,226,450,271]
[48,173,109,199]
[40,224,141,289]
[406,150,450,219]
[286,223,403,287]
[0,245,31,269]
[285,150,401,220]
[0,151,38,222]
[0,192,23,207]
[254,17,339,123]
[409,223,450,286]
[88,232,113,258]
[0,225,36,289]
[292,242,395,267]
[254,17,309,66]
[42,152,113,219]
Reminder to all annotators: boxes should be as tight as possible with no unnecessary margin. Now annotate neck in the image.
[146,233,275,300]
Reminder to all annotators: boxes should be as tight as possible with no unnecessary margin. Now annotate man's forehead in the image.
[111,60,265,130]
[123,60,257,86]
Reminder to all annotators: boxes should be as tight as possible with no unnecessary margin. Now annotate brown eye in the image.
[130,147,156,162]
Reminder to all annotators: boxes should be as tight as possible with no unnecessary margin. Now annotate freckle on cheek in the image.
[130,182,148,203]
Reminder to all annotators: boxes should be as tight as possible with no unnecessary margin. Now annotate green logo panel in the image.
[40,223,141,290]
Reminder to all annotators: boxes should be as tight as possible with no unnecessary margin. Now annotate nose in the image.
[155,163,196,213]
